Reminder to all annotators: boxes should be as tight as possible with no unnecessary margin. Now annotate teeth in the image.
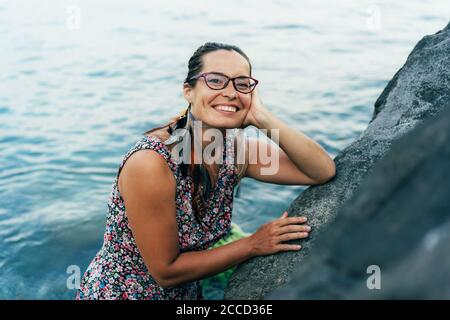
[214,105,237,112]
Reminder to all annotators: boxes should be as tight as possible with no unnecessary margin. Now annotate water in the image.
[0,0,449,299]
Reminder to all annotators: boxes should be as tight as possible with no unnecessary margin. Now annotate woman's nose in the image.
[221,81,237,98]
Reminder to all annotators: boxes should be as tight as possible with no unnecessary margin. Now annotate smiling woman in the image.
[76,42,333,300]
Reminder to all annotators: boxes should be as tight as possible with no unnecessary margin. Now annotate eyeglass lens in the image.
[204,73,256,93]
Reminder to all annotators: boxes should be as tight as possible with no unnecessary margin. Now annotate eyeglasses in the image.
[189,72,259,94]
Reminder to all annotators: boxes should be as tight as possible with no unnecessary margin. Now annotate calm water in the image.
[1,0,449,299]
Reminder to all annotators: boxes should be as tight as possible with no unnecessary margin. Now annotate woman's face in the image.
[183,49,252,129]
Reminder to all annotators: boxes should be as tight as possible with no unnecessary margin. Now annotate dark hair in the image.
[144,42,250,227]
[184,42,252,88]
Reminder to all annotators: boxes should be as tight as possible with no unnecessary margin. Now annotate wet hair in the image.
[143,42,250,227]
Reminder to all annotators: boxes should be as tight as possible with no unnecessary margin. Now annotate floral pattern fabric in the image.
[76,133,238,300]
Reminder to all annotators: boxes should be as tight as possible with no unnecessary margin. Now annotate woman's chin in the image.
[209,119,243,130]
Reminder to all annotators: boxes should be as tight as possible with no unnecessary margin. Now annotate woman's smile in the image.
[212,104,240,116]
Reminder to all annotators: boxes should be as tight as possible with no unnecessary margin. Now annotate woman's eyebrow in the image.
[211,71,251,78]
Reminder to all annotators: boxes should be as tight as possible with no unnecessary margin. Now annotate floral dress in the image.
[76,133,239,300]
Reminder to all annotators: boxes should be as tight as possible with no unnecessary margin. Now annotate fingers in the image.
[277,215,308,227]
[275,231,309,253]
[279,211,288,219]
[276,224,311,235]
[277,244,302,251]
[253,211,310,255]
[278,232,309,242]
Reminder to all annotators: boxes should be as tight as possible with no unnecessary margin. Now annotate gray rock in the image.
[266,106,450,299]
[224,21,450,300]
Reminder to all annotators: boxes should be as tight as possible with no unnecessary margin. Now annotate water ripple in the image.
[1,0,450,299]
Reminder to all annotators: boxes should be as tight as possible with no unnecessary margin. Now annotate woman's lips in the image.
[213,105,238,116]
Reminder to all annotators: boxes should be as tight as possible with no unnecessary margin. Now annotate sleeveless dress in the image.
[76,133,239,300]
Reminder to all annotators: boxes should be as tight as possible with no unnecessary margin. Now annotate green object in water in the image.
[200,222,251,298]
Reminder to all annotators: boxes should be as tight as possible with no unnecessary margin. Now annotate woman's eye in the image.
[209,78,223,84]
[236,83,249,88]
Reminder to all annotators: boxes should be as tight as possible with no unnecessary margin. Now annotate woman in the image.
[76,42,336,300]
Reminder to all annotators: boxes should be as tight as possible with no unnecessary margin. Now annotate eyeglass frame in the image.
[188,72,259,94]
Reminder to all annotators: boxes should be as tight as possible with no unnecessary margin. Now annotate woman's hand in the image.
[242,89,272,129]
[248,211,311,257]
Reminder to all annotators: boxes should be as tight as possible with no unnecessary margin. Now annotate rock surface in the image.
[224,21,450,300]
[266,106,450,299]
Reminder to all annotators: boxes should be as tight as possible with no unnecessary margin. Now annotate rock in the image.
[266,106,450,299]
[224,21,450,300]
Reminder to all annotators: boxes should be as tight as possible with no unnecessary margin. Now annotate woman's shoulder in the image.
[116,128,177,181]
[120,146,174,180]
[117,146,177,207]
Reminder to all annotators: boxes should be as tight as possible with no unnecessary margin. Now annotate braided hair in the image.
[143,42,250,227]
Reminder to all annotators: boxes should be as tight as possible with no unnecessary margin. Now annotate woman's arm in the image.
[245,138,326,185]
[243,90,336,185]
[119,149,310,288]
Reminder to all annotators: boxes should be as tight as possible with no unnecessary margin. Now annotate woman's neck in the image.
[189,111,227,152]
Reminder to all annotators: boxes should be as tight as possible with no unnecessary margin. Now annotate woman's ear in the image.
[183,83,192,104]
